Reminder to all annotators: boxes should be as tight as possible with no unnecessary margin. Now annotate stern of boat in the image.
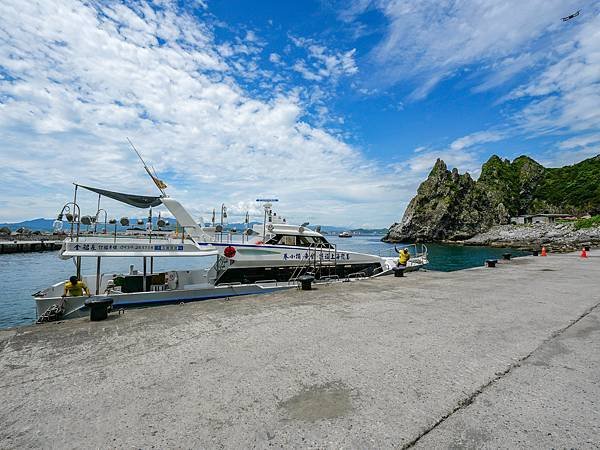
[374,243,429,277]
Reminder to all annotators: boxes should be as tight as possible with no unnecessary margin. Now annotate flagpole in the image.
[126,137,167,196]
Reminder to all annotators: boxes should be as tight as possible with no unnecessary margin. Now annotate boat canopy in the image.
[76,184,214,242]
[78,184,162,208]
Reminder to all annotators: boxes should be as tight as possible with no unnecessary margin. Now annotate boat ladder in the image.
[288,243,338,285]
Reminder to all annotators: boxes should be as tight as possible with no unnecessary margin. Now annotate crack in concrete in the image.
[402,300,600,449]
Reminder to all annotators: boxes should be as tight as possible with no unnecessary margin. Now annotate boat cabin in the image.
[258,224,333,248]
[265,233,331,247]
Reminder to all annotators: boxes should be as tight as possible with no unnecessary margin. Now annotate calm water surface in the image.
[0,235,528,329]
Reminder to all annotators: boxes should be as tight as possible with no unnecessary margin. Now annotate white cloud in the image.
[245,30,258,42]
[398,130,508,178]
[343,0,599,174]
[559,133,600,150]
[290,36,358,82]
[355,0,583,97]
[292,60,323,81]
[449,131,506,151]
[0,0,405,227]
[337,0,373,23]
[473,53,540,93]
[507,12,600,135]
[547,133,600,166]
[402,148,481,178]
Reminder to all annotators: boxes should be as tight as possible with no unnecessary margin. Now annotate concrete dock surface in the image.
[1,254,599,448]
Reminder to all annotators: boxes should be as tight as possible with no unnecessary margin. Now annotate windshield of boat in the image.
[265,234,332,248]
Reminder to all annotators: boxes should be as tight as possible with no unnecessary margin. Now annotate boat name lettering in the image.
[282,252,350,260]
[70,243,185,251]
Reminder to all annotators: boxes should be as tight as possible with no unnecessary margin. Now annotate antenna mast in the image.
[126,137,167,196]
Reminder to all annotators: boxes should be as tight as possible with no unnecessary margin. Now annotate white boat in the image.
[338,231,353,238]
[34,180,428,322]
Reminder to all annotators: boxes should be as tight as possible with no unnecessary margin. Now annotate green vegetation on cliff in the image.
[533,156,600,214]
[477,155,545,215]
[574,215,600,230]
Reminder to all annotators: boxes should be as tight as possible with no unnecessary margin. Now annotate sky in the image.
[0,0,598,227]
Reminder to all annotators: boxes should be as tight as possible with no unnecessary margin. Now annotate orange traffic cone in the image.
[541,246,547,257]
[581,247,588,258]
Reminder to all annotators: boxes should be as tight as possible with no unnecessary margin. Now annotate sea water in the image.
[0,236,528,329]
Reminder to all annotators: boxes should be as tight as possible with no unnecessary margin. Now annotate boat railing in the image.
[378,243,428,259]
[255,279,278,286]
[59,217,219,246]
[64,221,302,246]
[348,270,367,278]
[208,230,255,244]
[56,214,193,245]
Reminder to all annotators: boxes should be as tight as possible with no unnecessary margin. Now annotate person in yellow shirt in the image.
[395,246,411,267]
[62,276,91,298]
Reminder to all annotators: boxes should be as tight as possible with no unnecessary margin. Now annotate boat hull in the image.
[204,242,389,281]
[35,283,292,320]
[216,262,382,284]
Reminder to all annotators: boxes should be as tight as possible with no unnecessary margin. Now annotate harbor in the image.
[0,236,529,329]
[1,2,598,448]
[1,252,598,448]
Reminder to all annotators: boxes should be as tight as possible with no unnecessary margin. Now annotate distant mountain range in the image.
[0,218,56,231]
[0,218,387,235]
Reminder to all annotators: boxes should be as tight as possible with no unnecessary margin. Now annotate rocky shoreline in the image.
[461,223,600,252]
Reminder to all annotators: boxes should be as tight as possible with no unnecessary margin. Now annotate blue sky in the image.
[0,0,598,226]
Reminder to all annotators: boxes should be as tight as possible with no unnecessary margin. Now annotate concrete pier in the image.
[1,254,599,448]
[0,240,62,254]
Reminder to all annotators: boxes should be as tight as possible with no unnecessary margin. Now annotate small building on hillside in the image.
[510,214,575,225]
[511,215,529,225]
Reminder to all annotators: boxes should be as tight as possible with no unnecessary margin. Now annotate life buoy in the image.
[167,271,178,289]
[224,246,236,258]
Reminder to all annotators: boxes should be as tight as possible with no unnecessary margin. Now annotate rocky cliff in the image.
[384,154,600,243]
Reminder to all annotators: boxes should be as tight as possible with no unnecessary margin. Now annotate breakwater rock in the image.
[464,223,600,252]
[0,240,63,254]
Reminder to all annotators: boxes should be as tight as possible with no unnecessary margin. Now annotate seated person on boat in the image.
[62,276,91,298]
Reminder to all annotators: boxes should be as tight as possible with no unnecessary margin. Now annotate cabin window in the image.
[313,236,331,246]
[279,235,296,246]
[265,234,331,247]
[297,235,332,247]
[265,234,296,246]
[297,236,313,246]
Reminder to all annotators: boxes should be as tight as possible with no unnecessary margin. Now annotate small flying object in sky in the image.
[561,10,580,21]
